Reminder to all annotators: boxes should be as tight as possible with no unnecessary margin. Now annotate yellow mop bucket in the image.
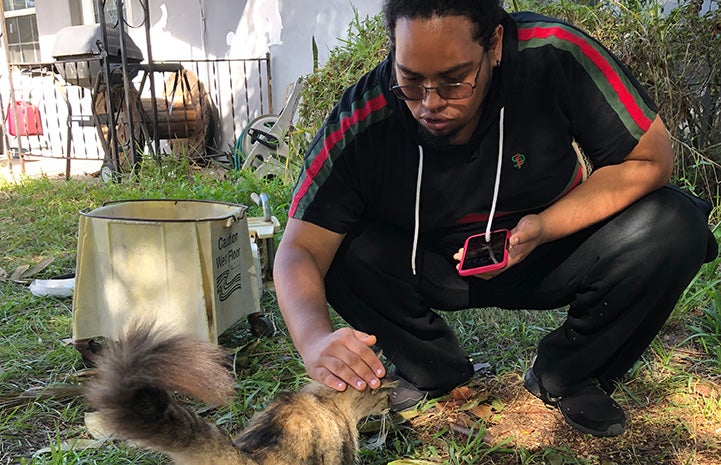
[72,199,261,344]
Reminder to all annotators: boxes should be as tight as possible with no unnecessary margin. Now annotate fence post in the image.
[0,3,25,174]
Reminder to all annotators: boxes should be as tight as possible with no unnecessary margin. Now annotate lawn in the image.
[1,158,719,465]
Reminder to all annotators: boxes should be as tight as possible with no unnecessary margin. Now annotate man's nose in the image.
[422,87,447,111]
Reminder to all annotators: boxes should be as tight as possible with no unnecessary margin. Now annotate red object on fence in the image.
[6,101,43,136]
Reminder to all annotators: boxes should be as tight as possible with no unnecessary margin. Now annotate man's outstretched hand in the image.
[300,327,386,392]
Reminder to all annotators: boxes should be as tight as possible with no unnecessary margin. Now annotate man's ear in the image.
[490,25,504,66]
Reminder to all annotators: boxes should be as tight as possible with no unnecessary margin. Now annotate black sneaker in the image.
[523,368,627,437]
[386,374,429,412]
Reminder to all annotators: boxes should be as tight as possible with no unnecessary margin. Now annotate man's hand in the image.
[453,115,674,279]
[299,327,386,392]
[507,214,547,264]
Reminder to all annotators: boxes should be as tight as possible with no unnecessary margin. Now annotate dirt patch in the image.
[403,373,721,465]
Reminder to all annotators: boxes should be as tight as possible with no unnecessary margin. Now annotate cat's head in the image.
[344,379,396,419]
[303,379,396,421]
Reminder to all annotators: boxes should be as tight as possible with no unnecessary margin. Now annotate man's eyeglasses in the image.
[390,60,484,101]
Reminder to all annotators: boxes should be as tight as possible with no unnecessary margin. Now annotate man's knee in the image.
[610,185,712,267]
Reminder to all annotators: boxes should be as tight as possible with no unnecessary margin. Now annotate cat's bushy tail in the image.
[84,321,248,464]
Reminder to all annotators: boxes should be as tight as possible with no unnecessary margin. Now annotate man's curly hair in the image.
[383,0,507,49]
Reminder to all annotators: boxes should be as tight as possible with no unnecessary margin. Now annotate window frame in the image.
[3,5,40,64]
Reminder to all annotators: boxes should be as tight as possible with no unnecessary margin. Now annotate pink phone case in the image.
[458,229,510,277]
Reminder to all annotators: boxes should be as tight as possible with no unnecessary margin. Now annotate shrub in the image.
[290,9,388,164]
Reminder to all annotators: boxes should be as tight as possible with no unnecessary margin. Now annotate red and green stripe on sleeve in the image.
[517,20,656,138]
[290,86,393,218]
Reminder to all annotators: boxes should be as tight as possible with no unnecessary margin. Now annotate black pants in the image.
[325,185,718,397]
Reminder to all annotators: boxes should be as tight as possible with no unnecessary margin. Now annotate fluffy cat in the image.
[84,322,392,465]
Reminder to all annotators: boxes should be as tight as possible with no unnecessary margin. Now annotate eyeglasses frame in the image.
[390,56,486,101]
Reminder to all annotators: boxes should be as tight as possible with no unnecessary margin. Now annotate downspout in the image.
[198,0,208,57]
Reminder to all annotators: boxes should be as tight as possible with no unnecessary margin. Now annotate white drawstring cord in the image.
[411,106,503,273]
[485,106,505,242]
[411,145,424,275]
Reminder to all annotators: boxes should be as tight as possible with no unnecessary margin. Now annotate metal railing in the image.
[1,54,272,173]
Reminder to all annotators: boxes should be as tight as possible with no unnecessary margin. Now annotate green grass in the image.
[1,160,720,464]
[2,1,721,461]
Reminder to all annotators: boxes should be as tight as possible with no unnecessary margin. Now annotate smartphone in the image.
[458,229,510,277]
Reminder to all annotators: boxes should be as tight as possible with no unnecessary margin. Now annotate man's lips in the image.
[421,116,452,131]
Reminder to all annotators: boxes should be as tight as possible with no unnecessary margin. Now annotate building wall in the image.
[2,0,383,161]
[38,0,385,111]
[11,0,720,120]
[35,0,76,58]
[140,0,385,110]
[270,0,384,109]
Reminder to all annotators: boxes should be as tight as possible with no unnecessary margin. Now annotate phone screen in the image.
[458,229,509,275]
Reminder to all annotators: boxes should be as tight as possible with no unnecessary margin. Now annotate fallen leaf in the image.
[458,398,480,411]
[396,409,422,421]
[469,404,494,420]
[0,383,83,410]
[387,460,439,465]
[473,389,490,403]
[450,386,473,401]
[10,264,30,282]
[34,438,108,456]
[490,397,504,412]
[23,257,55,279]
[693,382,717,398]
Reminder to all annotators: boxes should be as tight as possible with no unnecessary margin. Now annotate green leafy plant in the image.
[290,8,388,160]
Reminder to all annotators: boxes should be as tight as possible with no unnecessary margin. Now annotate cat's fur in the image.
[84,323,392,465]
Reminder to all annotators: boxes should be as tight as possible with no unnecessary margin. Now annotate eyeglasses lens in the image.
[392,83,473,101]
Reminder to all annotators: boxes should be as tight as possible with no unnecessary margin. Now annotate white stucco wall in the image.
[14,0,719,115]
[119,0,385,111]
[30,0,383,112]
[270,0,384,108]
[6,0,714,163]
[35,0,77,61]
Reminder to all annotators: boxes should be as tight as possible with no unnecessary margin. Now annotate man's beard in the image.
[417,124,462,150]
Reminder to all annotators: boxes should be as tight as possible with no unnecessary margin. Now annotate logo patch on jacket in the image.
[512,153,526,169]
